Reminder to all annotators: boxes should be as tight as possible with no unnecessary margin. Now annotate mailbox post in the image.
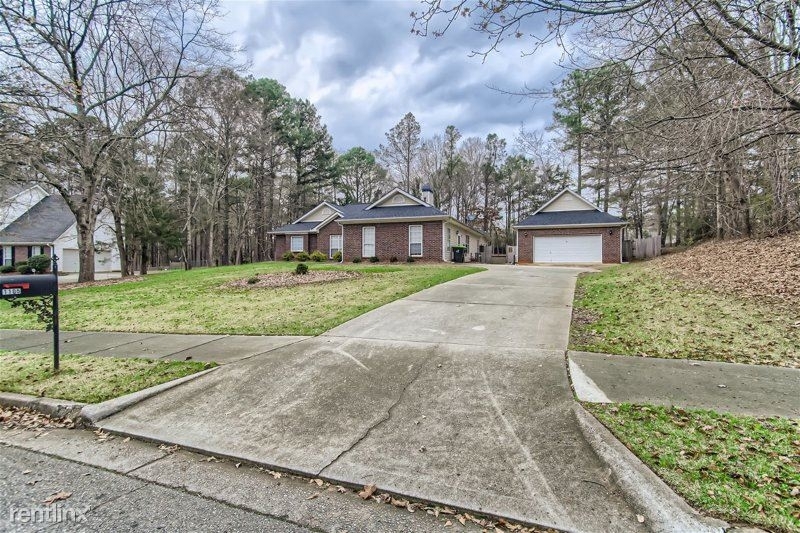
[0,256,60,370]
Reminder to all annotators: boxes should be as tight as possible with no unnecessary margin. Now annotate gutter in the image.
[513,222,628,230]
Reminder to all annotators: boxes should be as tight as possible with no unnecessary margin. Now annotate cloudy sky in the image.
[218,0,566,152]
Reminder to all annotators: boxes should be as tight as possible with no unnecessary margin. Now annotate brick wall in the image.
[516,227,622,264]
[273,234,308,259]
[342,221,443,261]
[314,220,343,258]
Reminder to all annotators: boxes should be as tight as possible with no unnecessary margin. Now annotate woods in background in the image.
[415,0,800,246]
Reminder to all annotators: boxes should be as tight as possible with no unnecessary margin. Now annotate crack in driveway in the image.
[317,361,427,477]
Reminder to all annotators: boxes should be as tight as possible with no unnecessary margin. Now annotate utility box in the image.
[0,274,58,299]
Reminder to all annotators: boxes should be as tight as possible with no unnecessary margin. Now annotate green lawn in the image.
[0,262,483,335]
[570,264,800,367]
[587,403,800,532]
[0,351,210,403]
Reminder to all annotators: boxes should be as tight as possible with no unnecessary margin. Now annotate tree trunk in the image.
[76,218,96,283]
[111,210,130,277]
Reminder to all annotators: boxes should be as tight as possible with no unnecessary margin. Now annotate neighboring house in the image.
[270,186,487,262]
[514,189,627,264]
[0,183,120,273]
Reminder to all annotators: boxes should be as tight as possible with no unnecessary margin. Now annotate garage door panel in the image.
[534,235,602,263]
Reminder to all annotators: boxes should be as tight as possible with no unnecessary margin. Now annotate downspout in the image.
[338,221,344,264]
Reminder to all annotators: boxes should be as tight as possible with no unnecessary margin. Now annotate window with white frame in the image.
[30,245,43,257]
[290,235,304,252]
[362,227,375,258]
[2,246,11,266]
[409,225,423,256]
[329,235,342,259]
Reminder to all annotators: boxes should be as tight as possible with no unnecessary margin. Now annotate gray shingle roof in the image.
[270,221,320,233]
[338,205,445,220]
[0,194,75,243]
[270,201,447,234]
[516,210,625,227]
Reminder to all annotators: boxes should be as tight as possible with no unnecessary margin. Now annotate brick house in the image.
[270,187,486,262]
[513,189,627,264]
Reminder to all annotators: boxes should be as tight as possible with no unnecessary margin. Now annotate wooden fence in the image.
[631,235,662,260]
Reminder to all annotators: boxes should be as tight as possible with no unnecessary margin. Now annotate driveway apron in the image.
[98,266,645,532]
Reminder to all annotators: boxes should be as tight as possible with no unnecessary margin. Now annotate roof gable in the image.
[537,189,598,214]
[294,201,343,223]
[366,188,430,210]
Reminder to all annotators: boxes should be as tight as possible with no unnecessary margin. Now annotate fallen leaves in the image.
[358,483,377,500]
[654,233,800,309]
[0,406,75,431]
[43,491,72,504]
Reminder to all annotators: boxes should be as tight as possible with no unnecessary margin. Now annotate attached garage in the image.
[514,190,627,264]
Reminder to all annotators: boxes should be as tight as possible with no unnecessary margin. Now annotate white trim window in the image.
[409,225,423,257]
[290,235,304,253]
[329,234,342,259]
[362,226,375,258]
[2,245,12,266]
[30,245,43,257]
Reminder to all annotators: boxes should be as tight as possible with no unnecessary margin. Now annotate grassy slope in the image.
[0,351,210,403]
[570,263,800,367]
[587,403,800,532]
[0,262,483,335]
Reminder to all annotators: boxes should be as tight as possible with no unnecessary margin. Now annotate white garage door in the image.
[60,249,79,273]
[534,235,602,263]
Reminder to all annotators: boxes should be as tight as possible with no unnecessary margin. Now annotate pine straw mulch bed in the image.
[223,270,361,290]
[652,232,800,311]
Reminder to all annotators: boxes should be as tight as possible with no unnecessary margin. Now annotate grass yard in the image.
[0,350,210,403]
[570,263,800,367]
[0,262,483,335]
[586,403,800,532]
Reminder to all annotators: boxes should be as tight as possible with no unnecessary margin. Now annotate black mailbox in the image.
[1,274,58,299]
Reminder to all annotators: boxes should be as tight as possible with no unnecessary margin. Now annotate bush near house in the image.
[15,262,33,275]
[27,254,51,273]
[0,265,14,274]
[369,256,380,263]
[352,257,362,263]
[282,251,295,261]
[295,263,309,275]
[310,250,326,262]
[332,250,342,262]
[295,251,310,261]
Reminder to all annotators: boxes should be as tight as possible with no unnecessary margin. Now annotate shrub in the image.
[17,264,33,275]
[0,265,14,274]
[389,256,398,263]
[332,250,342,262]
[369,256,380,263]
[27,254,50,273]
[247,276,259,285]
[295,262,309,275]
[282,251,295,261]
[310,250,326,262]
[295,251,310,262]
[352,257,362,263]
[406,256,415,263]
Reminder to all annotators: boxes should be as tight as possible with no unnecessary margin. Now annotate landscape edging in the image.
[573,403,729,533]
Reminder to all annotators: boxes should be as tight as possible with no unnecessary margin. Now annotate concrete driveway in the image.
[98,266,644,532]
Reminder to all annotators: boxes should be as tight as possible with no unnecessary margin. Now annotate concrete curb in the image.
[79,367,218,425]
[0,392,85,420]
[573,403,728,533]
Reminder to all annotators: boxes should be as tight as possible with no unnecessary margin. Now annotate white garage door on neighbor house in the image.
[533,235,603,263]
